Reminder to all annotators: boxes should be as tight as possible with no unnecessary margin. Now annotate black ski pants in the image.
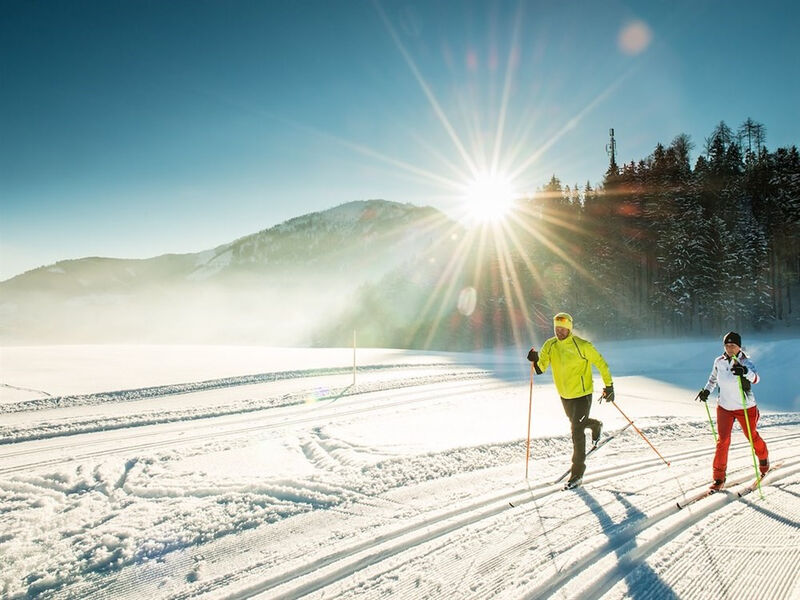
[561,394,601,480]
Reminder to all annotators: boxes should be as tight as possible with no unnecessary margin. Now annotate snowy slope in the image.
[0,340,798,599]
[187,200,450,280]
[0,200,455,345]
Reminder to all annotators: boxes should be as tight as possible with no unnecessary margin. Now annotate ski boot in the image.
[590,421,603,448]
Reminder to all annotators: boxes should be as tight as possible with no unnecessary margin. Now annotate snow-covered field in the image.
[1,338,799,599]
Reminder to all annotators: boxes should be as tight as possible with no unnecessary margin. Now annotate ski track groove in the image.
[36,437,800,600]
[377,442,796,598]
[530,464,800,600]
[2,373,516,600]
[314,459,800,600]
[523,460,800,600]
[331,442,800,600]
[0,362,498,414]
[0,368,496,446]
[4,366,797,600]
[211,438,800,600]
[58,430,797,600]
[93,463,623,600]
[0,378,514,476]
[617,479,800,600]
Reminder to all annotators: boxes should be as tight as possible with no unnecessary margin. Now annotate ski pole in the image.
[695,391,718,443]
[525,362,534,479]
[610,400,671,466]
[732,355,763,498]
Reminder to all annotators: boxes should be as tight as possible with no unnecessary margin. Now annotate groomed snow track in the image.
[190,444,800,600]
[2,367,799,600]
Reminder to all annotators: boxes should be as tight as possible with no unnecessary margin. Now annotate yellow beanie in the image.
[553,312,573,331]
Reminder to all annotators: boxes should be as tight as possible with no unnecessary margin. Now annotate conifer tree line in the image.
[317,119,799,350]
[517,119,800,339]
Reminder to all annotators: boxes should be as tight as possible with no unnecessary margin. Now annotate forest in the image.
[318,120,800,349]
[527,119,799,338]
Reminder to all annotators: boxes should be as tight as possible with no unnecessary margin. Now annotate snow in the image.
[0,338,798,599]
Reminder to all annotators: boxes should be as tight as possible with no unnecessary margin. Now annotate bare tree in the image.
[739,118,767,156]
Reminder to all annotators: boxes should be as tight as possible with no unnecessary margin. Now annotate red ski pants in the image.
[713,405,768,481]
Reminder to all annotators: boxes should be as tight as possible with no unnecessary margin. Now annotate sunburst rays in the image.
[312,2,637,350]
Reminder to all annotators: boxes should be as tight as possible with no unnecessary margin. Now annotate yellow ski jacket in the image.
[535,333,613,399]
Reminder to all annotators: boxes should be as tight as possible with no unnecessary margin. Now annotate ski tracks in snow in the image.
[236,438,800,600]
[3,364,800,600]
[102,433,799,600]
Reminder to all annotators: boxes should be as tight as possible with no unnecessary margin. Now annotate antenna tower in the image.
[606,128,617,166]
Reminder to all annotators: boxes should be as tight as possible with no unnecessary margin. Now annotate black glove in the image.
[698,389,710,402]
[731,363,748,377]
[527,348,539,363]
[602,385,615,403]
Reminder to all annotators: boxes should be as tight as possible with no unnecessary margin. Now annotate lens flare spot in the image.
[304,387,330,404]
[457,286,477,316]
[466,50,478,71]
[618,20,653,55]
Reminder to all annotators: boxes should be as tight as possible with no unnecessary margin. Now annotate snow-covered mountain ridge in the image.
[189,200,447,279]
[1,200,447,289]
[0,200,455,344]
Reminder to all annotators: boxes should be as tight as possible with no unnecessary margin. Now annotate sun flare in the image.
[462,172,517,223]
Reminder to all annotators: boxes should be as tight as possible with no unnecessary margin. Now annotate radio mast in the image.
[605,128,618,176]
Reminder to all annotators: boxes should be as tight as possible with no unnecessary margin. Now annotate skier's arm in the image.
[736,356,760,385]
[704,360,719,393]
[535,340,553,374]
[586,343,612,387]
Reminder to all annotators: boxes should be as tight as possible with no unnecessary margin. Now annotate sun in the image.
[462,172,517,223]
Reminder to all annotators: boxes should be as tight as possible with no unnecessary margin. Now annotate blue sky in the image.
[1,0,798,280]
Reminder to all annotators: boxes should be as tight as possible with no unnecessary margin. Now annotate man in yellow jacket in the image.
[527,312,614,489]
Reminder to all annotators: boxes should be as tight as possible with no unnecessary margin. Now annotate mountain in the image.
[0,200,458,345]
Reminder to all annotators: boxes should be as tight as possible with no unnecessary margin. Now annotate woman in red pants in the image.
[698,331,769,491]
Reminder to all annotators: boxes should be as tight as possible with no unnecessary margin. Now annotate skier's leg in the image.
[584,394,602,443]
[562,395,590,479]
[713,406,734,481]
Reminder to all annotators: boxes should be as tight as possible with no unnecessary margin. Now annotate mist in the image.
[0,201,458,346]
[0,271,357,346]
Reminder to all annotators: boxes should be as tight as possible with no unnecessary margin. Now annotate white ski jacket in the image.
[704,352,760,411]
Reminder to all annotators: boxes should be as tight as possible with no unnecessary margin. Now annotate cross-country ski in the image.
[738,461,784,497]
[676,487,718,510]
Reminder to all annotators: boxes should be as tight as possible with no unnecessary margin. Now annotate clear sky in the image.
[1,0,798,281]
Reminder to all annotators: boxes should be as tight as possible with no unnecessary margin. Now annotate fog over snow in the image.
[1,337,798,599]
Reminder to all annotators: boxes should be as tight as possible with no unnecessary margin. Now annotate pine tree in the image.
[701,216,745,330]
[764,146,800,319]
[653,197,707,333]
[735,205,772,326]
